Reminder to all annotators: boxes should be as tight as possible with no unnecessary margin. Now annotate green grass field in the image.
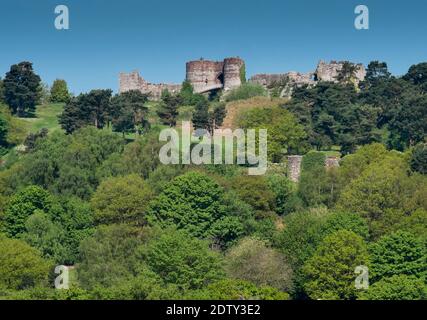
[18,103,65,134]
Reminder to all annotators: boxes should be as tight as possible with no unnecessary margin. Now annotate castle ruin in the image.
[119,59,366,100]
[249,60,366,98]
[119,71,182,100]
[119,57,245,100]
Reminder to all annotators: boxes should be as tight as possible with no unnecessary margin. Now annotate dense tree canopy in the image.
[3,62,41,116]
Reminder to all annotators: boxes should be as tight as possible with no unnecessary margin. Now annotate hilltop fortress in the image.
[119,58,366,100]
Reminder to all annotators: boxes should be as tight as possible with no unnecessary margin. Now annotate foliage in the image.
[275,209,328,270]
[225,237,293,291]
[225,83,267,102]
[266,174,302,215]
[156,91,182,127]
[50,79,71,103]
[302,230,369,300]
[111,90,149,135]
[358,275,426,300]
[59,89,113,133]
[192,97,210,131]
[3,185,54,237]
[369,231,426,281]
[321,211,369,240]
[227,175,276,216]
[0,236,51,290]
[91,174,154,225]
[77,224,145,289]
[139,228,224,290]
[187,279,289,300]
[147,172,226,235]
[3,61,41,116]
[337,154,427,238]
[298,152,340,207]
[238,106,307,161]
[410,143,427,174]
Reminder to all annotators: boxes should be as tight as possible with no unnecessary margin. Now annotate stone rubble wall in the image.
[249,60,366,97]
[119,71,181,101]
[284,155,340,182]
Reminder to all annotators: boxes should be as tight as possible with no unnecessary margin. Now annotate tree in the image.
[0,78,4,103]
[50,79,71,103]
[224,237,293,291]
[266,174,301,215]
[77,224,145,289]
[404,62,427,91]
[358,275,426,300]
[369,231,426,281]
[139,228,224,290]
[388,93,427,150]
[111,90,149,135]
[410,143,427,174]
[179,80,195,105]
[146,172,228,239]
[187,279,289,300]
[363,61,391,88]
[0,112,8,152]
[321,211,369,240]
[336,61,358,84]
[228,175,276,216]
[3,61,41,116]
[22,211,68,264]
[302,230,369,300]
[238,106,307,161]
[0,236,51,290]
[91,174,154,225]
[192,97,210,131]
[337,154,426,238]
[3,185,55,237]
[59,89,112,134]
[208,102,227,134]
[156,91,182,127]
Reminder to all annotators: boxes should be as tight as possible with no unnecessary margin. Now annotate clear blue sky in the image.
[0,0,426,94]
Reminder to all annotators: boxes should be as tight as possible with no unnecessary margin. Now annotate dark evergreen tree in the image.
[192,97,210,132]
[3,61,41,116]
[111,90,149,135]
[410,143,427,175]
[157,91,182,127]
[59,89,112,134]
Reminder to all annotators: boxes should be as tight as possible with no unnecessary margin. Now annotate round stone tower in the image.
[186,59,224,93]
[223,57,245,91]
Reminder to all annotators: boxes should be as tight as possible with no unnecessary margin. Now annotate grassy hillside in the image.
[18,103,65,135]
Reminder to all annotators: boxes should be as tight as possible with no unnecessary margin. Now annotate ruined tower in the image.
[185,59,224,93]
[185,57,245,94]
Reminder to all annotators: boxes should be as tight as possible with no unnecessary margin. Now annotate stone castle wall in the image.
[186,60,224,93]
[119,71,181,101]
[286,155,340,182]
[120,59,365,100]
[186,57,245,94]
[315,60,366,83]
[249,60,366,97]
[120,57,245,100]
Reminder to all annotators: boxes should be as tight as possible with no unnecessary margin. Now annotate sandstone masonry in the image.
[249,60,366,98]
[119,59,365,100]
[120,57,245,100]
